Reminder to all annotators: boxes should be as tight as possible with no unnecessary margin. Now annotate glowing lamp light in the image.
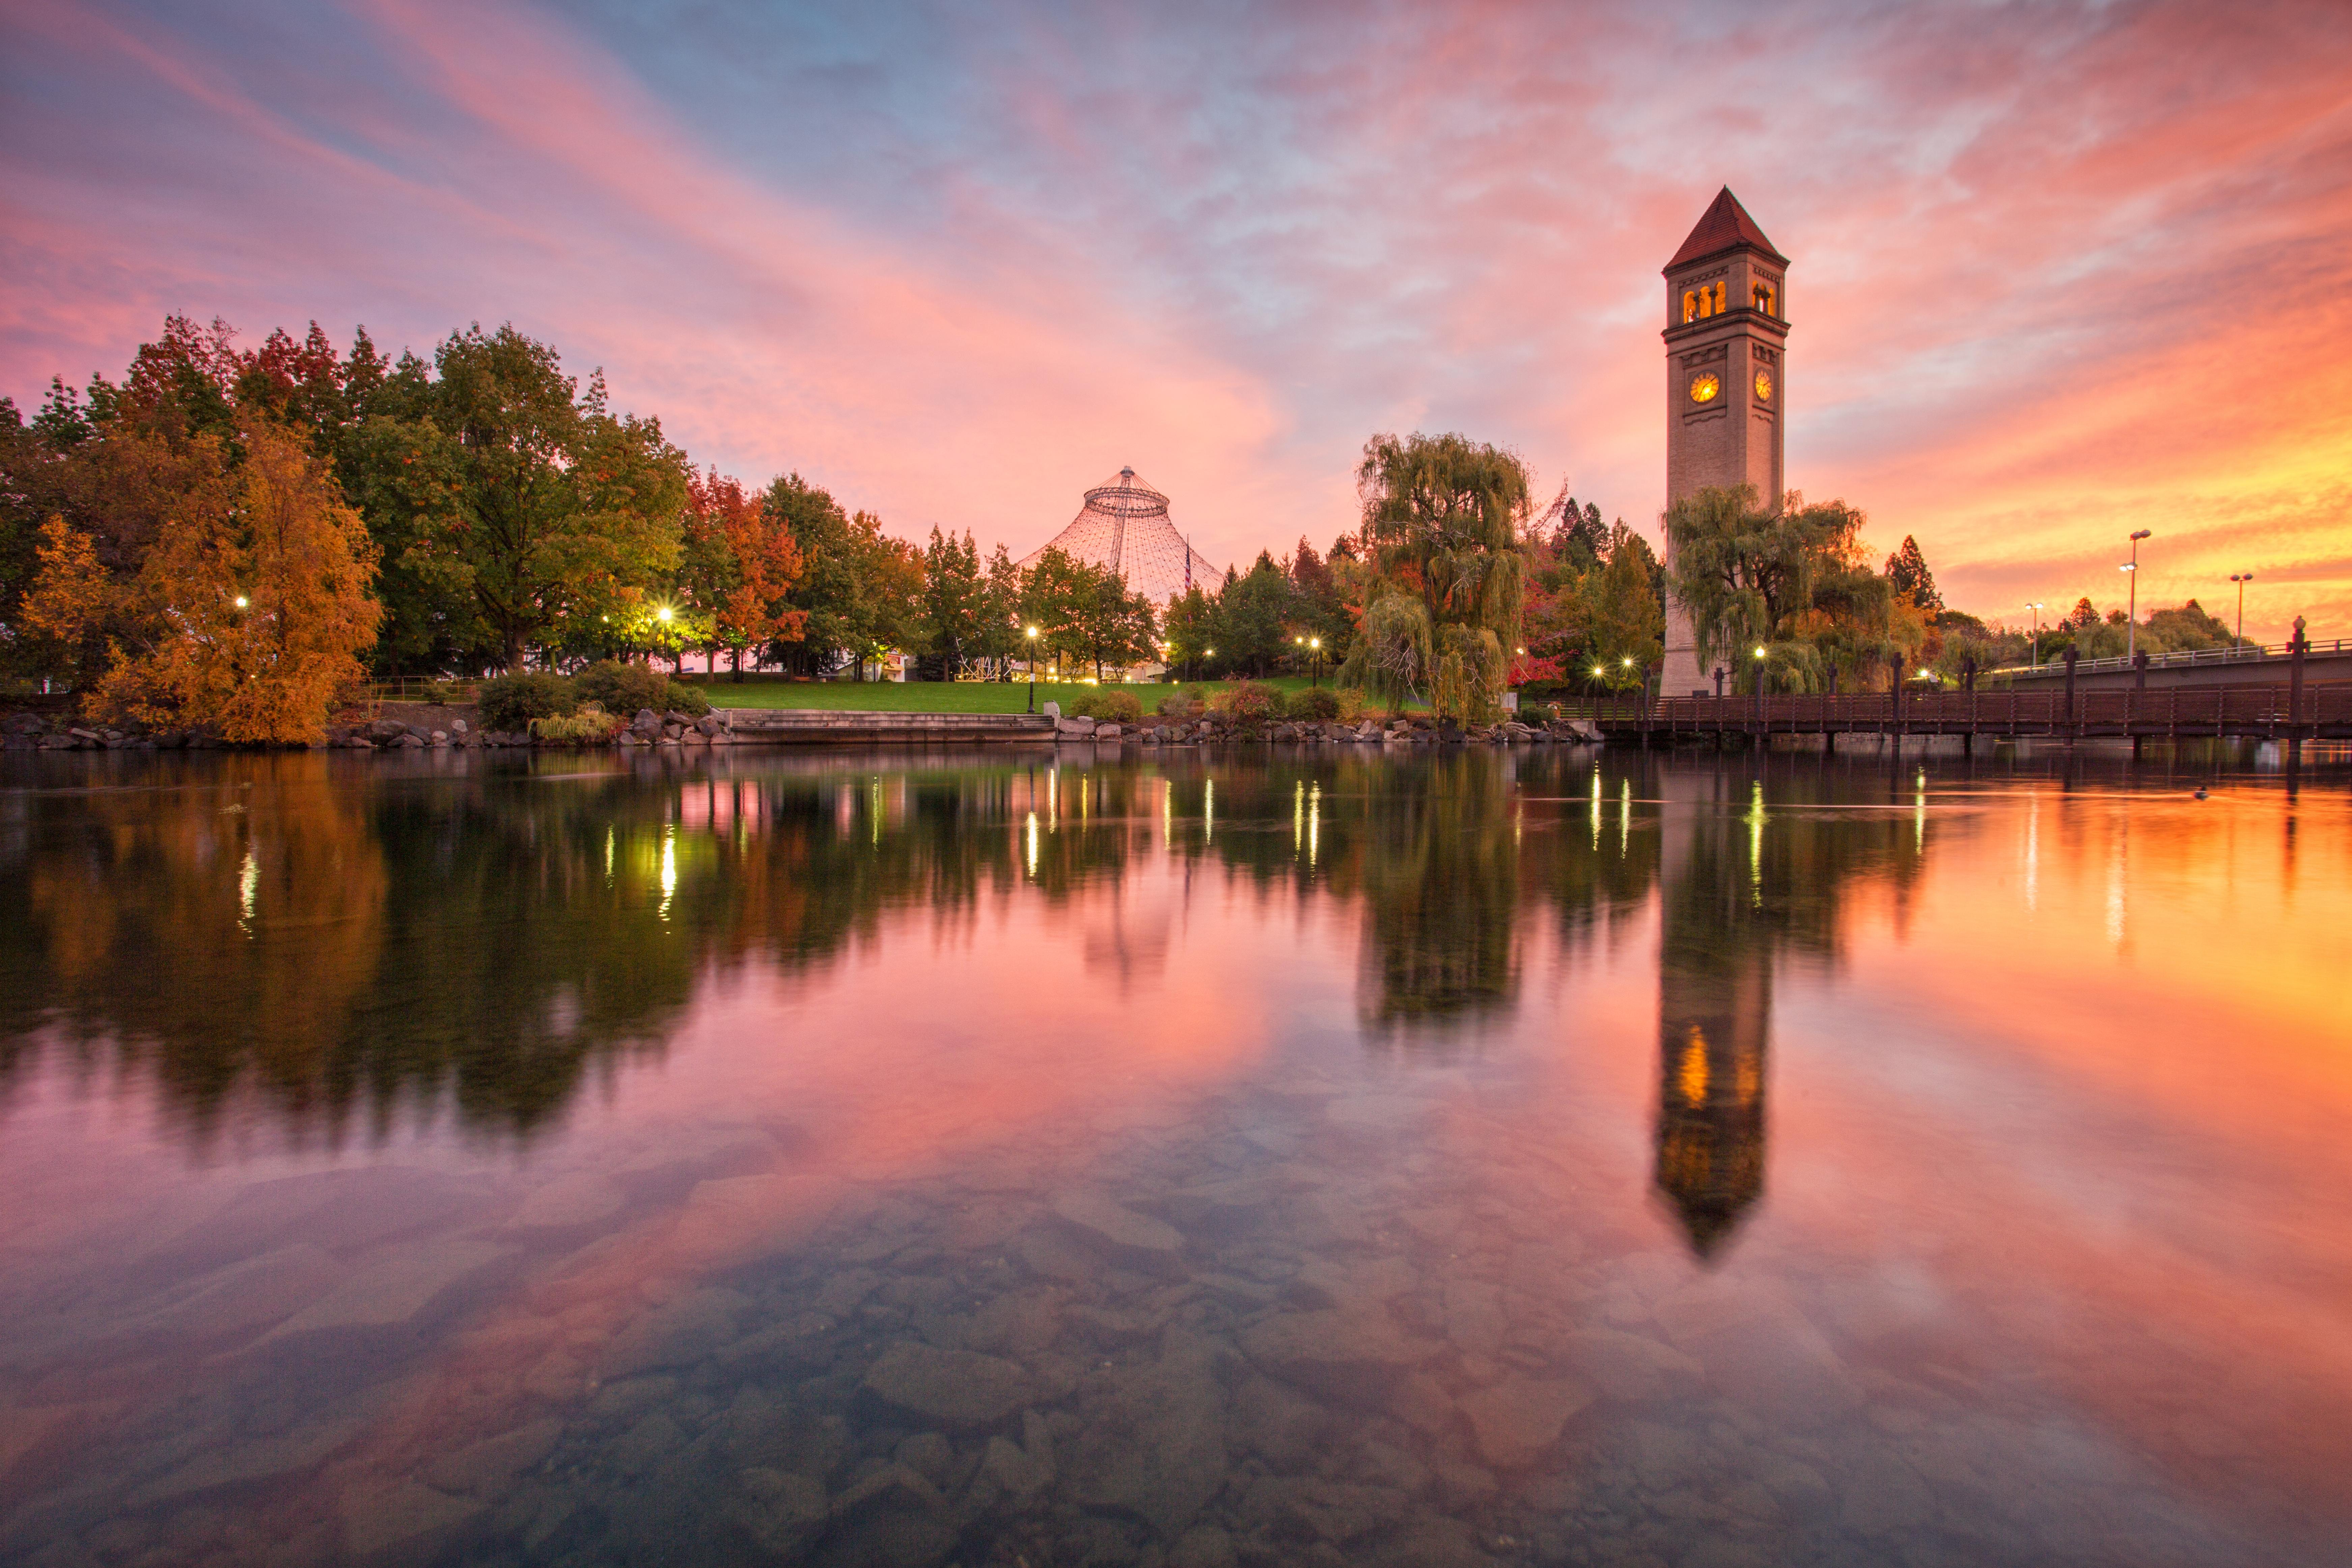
[1025,625,1039,639]
[1752,646,1767,659]
[1310,638,1321,650]
[1621,656,1635,666]
[656,605,674,622]
[232,595,248,609]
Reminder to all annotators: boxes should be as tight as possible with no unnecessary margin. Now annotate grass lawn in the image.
[673,674,1332,713]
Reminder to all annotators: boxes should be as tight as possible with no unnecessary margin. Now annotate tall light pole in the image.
[2229,573,2253,648]
[2122,529,2151,661]
[1025,625,1039,713]
[2026,602,2045,667]
[1310,636,1322,688]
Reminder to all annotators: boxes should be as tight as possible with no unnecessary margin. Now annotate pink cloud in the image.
[2,0,2346,634]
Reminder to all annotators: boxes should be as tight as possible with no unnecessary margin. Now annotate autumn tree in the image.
[681,470,805,680]
[27,423,380,741]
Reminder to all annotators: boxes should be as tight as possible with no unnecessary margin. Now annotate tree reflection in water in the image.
[3,747,1931,1257]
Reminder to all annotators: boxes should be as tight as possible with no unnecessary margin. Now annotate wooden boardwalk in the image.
[1572,682,2352,748]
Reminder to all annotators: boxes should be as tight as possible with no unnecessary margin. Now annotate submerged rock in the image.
[729,1467,827,1557]
[1068,1329,1227,1536]
[1053,1189,1185,1265]
[1239,1308,1432,1404]
[1456,1376,1593,1468]
[862,1341,1037,1430]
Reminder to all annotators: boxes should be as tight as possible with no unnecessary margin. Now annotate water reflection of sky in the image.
[0,748,2346,1566]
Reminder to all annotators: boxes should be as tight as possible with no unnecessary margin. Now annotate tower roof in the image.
[1665,187,1786,272]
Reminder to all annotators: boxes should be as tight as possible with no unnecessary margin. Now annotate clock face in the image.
[1689,373,1720,405]
[1754,370,1773,402]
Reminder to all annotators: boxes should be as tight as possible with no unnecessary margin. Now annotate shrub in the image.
[531,703,622,745]
[576,658,711,719]
[422,679,459,707]
[1286,686,1340,723]
[478,672,576,732]
[1156,689,1197,720]
[1334,688,1367,723]
[1090,689,1142,723]
[575,659,668,715]
[1224,681,1280,729]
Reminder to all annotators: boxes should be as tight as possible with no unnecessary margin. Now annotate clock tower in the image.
[1660,188,1789,697]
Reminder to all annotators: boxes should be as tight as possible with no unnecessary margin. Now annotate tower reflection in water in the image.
[1652,768,1773,1257]
[1655,944,1769,1256]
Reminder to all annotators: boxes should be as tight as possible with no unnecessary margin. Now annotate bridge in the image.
[1985,636,2352,692]
[1566,680,2350,750]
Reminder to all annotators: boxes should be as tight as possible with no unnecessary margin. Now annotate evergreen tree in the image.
[1885,534,1943,611]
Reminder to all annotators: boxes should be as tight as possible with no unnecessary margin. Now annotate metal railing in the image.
[350,679,483,704]
[1988,638,2346,680]
[1593,683,2352,739]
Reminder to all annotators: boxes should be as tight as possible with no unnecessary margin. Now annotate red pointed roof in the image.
[1665,187,1786,272]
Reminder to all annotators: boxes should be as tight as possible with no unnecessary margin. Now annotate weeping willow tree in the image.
[1338,432,1529,722]
[1665,484,1922,692]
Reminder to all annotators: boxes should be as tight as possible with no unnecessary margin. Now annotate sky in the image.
[3,0,2348,638]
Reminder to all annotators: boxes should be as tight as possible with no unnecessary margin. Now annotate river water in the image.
[0,744,2345,1568]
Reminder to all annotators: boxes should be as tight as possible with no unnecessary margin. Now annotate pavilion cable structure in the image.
[1019,467,1226,604]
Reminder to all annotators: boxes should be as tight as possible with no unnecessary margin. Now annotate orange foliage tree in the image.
[680,469,806,679]
[27,422,381,741]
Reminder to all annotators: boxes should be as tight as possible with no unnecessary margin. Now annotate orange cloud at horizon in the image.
[1,0,2346,637]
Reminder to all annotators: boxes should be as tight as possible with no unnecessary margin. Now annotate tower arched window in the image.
[1682,282,1729,323]
[1751,282,1776,317]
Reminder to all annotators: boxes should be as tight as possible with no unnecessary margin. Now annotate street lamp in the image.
[2121,529,2151,661]
[2229,573,2254,648]
[1310,636,1322,688]
[1025,625,1039,713]
[2025,602,2045,666]
[232,595,248,609]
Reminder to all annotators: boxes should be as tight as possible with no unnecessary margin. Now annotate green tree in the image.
[1017,545,1092,679]
[367,326,688,672]
[1162,584,1219,679]
[1339,432,1529,720]
[2143,599,2232,652]
[1667,485,1923,691]
[1217,551,1296,676]
[918,526,990,678]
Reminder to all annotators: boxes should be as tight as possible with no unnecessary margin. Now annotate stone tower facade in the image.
[1660,189,1790,698]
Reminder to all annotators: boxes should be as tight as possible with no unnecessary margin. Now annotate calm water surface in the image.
[1,745,2347,1568]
